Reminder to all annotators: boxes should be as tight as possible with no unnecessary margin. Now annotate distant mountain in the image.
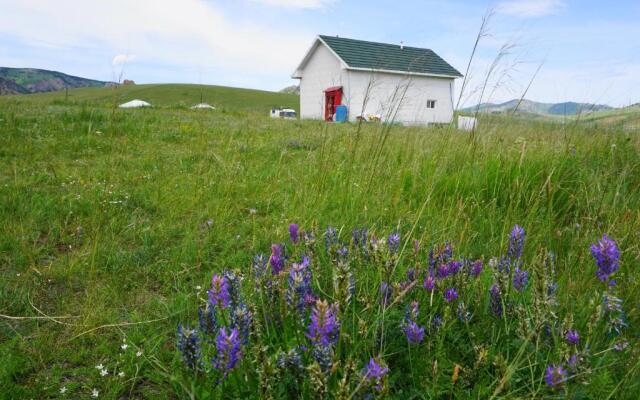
[0,67,108,95]
[462,99,613,116]
[280,85,300,95]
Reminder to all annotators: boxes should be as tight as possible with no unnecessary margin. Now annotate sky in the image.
[1,0,639,107]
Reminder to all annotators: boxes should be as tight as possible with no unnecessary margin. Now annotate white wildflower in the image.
[60,386,67,394]
[121,343,129,350]
[91,389,99,397]
[118,371,125,377]
[100,368,108,376]
[95,364,104,370]
[136,351,142,357]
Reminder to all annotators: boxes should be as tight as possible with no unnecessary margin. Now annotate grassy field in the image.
[1,85,639,399]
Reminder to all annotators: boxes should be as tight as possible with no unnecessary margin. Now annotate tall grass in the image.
[0,94,639,398]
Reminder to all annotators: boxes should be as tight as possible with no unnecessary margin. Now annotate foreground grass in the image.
[0,93,639,398]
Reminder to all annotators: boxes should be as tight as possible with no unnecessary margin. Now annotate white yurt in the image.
[190,103,216,110]
[119,99,151,108]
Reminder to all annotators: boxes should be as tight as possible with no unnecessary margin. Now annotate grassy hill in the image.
[7,83,299,113]
[463,99,613,116]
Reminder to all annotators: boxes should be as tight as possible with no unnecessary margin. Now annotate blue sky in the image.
[1,0,639,106]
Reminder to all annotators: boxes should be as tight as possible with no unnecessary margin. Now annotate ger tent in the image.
[119,99,151,108]
[191,103,216,110]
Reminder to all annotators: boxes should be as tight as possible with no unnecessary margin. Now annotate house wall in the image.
[298,43,347,120]
[344,70,455,125]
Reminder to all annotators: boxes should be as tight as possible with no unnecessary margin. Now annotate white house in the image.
[292,35,462,125]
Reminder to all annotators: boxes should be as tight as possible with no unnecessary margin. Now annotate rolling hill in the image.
[462,99,613,116]
[0,83,299,112]
[0,67,107,95]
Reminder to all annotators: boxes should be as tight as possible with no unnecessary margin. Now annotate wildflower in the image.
[136,351,143,357]
[306,300,340,346]
[95,364,104,370]
[448,260,462,275]
[118,371,125,377]
[444,288,459,302]
[312,344,334,372]
[287,257,313,316]
[91,389,99,398]
[214,327,243,374]
[430,314,443,332]
[512,267,529,292]
[406,301,420,321]
[325,226,338,248]
[362,357,389,392]
[508,225,525,260]
[590,235,620,283]
[406,268,416,282]
[276,347,304,370]
[403,320,425,344]
[469,259,483,277]
[224,270,242,308]
[177,325,201,370]
[289,223,299,244]
[388,233,400,253]
[209,274,230,309]
[614,341,629,352]
[565,329,579,345]
[252,253,268,279]
[352,228,368,251]
[380,282,393,305]
[60,386,67,394]
[230,303,253,345]
[544,364,567,387]
[100,368,108,376]
[121,343,128,350]
[269,244,285,275]
[489,284,503,316]
[423,274,436,291]
[198,304,218,338]
[437,263,450,279]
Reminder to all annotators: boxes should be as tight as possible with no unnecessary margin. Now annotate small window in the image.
[426,100,437,109]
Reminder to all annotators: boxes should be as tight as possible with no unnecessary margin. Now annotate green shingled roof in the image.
[319,35,462,78]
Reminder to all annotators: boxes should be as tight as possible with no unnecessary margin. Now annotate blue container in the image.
[335,105,348,122]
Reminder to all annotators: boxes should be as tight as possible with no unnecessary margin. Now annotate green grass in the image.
[9,83,299,112]
[0,86,639,398]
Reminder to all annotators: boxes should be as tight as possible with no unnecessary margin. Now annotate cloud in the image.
[112,54,136,66]
[496,0,565,18]
[249,0,334,9]
[0,0,315,75]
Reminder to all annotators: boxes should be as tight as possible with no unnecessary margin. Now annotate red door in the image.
[324,86,342,121]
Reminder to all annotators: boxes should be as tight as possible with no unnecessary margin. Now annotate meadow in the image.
[1,85,639,399]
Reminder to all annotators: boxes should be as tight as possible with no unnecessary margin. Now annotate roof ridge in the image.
[319,35,433,52]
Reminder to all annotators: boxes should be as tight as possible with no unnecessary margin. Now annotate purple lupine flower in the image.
[289,223,299,244]
[306,300,340,346]
[312,344,334,372]
[363,357,389,380]
[269,244,284,275]
[512,267,529,292]
[444,288,459,302]
[388,233,400,253]
[337,246,349,262]
[423,275,436,291]
[489,284,503,316]
[230,303,253,345]
[470,259,483,277]
[325,226,338,249]
[277,347,304,370]
[544,364,567,387]
[443,242,453,261]
[406,268,416,282]
[565,329,579,345]
[362,357,389,392]
[448,260,462,275]
[590,235,620,283]
[223,270,241,309]
[437,263,450,279]
[198,305,217,338]
[252,253,268,280]
[177,325,201,370]
[508,225,525,260]
[403,320,425,344]
[213,327,243,374]
[352,228,368,247]
[287,257,314,316]
[209,274,230,309]
[430,314,443,332]
[406,301,420,321]
[380,282,393,305]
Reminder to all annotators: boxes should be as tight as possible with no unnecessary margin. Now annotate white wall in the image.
[344,70,455,125]
[298,43,346,120]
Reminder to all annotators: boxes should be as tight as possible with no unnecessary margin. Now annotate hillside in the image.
[463,99,612,116]
[0,67,107,94]
[2,83,299,112]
